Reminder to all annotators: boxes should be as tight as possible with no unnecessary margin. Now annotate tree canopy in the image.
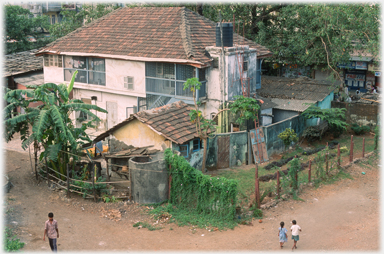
[199,3,380,80]
[49,3,120,40]
[5,5,52,54]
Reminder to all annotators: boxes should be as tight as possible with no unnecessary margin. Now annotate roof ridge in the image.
[180,7,194,59]
[37,7,124,53]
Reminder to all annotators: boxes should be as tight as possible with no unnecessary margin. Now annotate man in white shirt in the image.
[291,220,301,250]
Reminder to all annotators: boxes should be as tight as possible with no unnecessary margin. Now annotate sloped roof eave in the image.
[35,51,207,67]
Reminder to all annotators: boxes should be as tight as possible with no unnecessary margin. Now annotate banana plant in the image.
[4,71,108,177]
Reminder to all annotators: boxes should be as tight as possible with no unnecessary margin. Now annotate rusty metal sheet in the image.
[217,136,230,169]
[250,128,269,163]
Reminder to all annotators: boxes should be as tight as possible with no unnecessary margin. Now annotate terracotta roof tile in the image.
[37,7,271,66]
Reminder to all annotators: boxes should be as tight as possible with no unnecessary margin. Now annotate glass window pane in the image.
[146,78,175,95]
[89,57,105,72]
[146,62,157,77]
[176,64,194,81]
[88,71,105,86]
[176,81,193,97]
[64,69,87,83]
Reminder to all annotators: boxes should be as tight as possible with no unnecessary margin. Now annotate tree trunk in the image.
[202,138,208,172]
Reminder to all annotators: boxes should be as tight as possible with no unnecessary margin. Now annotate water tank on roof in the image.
[216,23,233,47]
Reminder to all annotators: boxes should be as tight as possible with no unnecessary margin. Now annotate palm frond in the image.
[67,70,78,94]
[21,133,36,150]
[49,105,68,142]
[32,109,51,141]
[46,144,62,162]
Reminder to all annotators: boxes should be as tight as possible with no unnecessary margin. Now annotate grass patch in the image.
[148,203,238,230]
[132,221,163,231]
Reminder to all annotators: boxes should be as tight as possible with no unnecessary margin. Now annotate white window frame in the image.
[124,76,134,90]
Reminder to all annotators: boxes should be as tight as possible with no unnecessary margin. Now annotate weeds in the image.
[4,227,25,252]
[133,221,163,231]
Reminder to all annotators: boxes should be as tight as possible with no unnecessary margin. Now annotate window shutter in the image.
[128,77,134,90]
[58,55,62,67]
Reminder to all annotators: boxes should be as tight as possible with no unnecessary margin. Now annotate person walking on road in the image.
[291,220,301,251]
[278,221,288,249]
[43,212,59,252]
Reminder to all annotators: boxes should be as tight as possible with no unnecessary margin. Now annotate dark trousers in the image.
[48,238,57,252]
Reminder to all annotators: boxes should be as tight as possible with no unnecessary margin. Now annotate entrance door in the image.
[217,135,230,169]
[106,101,118,130]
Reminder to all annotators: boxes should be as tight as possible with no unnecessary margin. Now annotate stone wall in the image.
[331,101,379,128]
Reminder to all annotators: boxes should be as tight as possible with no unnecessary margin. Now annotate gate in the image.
[250,128,269,163]
[217,135,230,169]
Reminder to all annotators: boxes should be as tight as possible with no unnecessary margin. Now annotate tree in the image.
[4,71,108,177]
[229,95,260,128]
[255,4,380,84]
[278,128,299,150]
[49,3,120,40]
[5,5,52,54]
[183,78,217,171]
[301,105,348,138]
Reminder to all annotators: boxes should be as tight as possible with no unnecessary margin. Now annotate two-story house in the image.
[36,6,271,133]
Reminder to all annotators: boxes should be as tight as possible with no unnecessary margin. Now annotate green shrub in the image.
[374,126,380,150]
[278,128,299,150]
[4,228,25,252]
[351,123,370,135]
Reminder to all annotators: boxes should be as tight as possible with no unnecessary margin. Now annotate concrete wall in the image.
[262,115,306,156]
[306,92,334,126]
[331,101,379,128]
[205,131,248,170]
[43,56,146,131]
[112,119,169,150]
[129,155,168,204]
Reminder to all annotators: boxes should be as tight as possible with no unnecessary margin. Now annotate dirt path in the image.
[3,139,380,252]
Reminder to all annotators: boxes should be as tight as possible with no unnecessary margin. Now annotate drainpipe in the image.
[219,11,227,132]
[195,67,200,102]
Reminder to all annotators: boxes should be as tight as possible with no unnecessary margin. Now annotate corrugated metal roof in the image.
[14,73,44,86]
[270,98,317,112]
[259,76,335,102]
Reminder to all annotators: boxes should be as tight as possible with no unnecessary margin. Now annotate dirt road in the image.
[3,140,380,252]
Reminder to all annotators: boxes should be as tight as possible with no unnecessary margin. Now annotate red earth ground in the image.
[3,134,381,252]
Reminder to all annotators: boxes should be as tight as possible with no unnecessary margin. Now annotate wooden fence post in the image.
[350,135,354,162]
[34,143,38,180]
[276,170,280,199]
[362,138,365,158]
[255,163,260,208]
[168,164,172,200]
[337,143,341,169]
[308,160,311,183]
[92,162,96,202]
[66,163,70,198]
[45,155,50,187]
[106,159,111,182]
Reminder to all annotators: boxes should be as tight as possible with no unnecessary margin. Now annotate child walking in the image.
[278,221,288,249]
[291,220,301,251]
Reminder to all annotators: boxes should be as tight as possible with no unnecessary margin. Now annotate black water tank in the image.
[216,22,233,47]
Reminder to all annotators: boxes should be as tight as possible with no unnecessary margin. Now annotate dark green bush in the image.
[351,123,370,135]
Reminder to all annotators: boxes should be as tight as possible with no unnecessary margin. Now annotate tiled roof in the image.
[93,100,198,144]
[258,76,335,102]
[37,7,271,66]
[4,49,43,77]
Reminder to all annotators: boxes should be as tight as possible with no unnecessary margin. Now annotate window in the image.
[64,56,105,86]
[44,55,62,67]
[243,61,248,71]
[51,15,55,24]
[179,144,189,158]
[124,76,134,90]
[193,138,200,152]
